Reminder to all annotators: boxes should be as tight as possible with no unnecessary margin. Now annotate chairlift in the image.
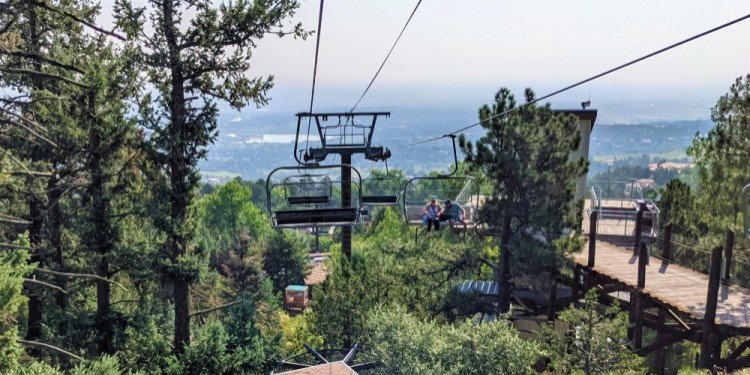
[401,135,480,228]
[267,164,363,228]
[361,159,401,206]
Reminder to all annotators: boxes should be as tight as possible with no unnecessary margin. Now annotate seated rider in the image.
[423,196,442,232]
[439,199,467,234]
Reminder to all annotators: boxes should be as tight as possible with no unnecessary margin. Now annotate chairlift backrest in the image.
[266,164,363,228]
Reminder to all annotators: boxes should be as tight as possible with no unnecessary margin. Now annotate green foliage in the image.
[278,310,323,356]
[262,230,310,293]
[366,305,542,375]
[168,307,282,375]
[687,74,750,236]
[0,247,32,372]
[197,179,269,254]
[544,290,645,374]
[659,179,696,231]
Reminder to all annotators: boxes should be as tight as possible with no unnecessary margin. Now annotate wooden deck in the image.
[575,240,750,329]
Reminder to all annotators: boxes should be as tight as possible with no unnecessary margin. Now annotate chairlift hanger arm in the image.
[295,111,391,118]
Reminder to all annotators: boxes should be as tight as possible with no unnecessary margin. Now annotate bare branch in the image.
[0,213,32,225]
[189,300,240,317]
[18,339,83,362]
[35,268,130,292]
[28,0,125,41]
[24,278,68,294]
[0,243,32,250]
[0,117,58,148]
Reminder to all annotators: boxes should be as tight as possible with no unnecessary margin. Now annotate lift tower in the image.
[294,112,391,259]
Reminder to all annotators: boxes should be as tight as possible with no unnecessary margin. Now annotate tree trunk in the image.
[162,0,191,354]
[24,2,43,353]
[87,92,115,354]
[47,173,66,312]
[497,215,512,313]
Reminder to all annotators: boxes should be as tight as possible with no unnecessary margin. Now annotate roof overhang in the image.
[553,109,598,130]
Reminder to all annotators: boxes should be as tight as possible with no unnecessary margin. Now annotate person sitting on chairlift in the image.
[423,196,441,231]
[439,199,467,234]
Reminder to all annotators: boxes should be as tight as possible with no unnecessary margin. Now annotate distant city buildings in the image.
[648,161,694,172]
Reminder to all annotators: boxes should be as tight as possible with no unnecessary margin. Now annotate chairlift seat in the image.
[287,196,330,205]
[274,208,358,228]
[362,195,398,205]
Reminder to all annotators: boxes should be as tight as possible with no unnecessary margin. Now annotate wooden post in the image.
[634,203,644,253]
[588,211,598,268]
[699,246,723,368]
[632,243,648,350]
[654,307,668,375]
[661,223,672,265]
[547,267,557,323]
[724,229,735,282]
[632,287,644,350]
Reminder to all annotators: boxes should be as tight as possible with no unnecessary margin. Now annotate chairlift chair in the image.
[361,160,401,206]
[401,135,480,229]
[282,174,332,206]
[267,164,363,228]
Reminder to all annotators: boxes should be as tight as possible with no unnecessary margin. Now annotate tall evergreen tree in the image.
[114,0,305,353]
[687,74,750,237]
[459,87,587,312]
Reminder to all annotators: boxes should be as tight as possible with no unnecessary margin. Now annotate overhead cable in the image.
[305,0,326,152]
[350,0,423,112]
[396,12,750,150]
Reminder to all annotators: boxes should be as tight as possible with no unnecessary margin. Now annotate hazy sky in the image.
[99,1,750,114]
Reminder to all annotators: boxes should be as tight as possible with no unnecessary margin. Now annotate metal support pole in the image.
[341,154,352,259]
[699,246,723,368]
[588,211,598,268]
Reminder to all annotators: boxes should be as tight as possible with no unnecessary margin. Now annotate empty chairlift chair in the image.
[267,164,363,228]
[361,161,401,206]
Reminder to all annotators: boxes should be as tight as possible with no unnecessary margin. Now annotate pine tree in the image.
[459,87,587,312]
[114,0,305,353]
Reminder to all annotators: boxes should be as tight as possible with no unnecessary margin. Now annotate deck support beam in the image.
[634,202,644,253]
[588,211,597,268]
[699,246,723,368]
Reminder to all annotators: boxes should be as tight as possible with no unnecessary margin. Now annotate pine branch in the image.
[0,47,85,74]
[27,0,125,41]
[18,339,83,362]
[189,300,241,317]
[24,278,68,294]
[0,119,57,148]
[0,68,88,88]
[34,268,130,292]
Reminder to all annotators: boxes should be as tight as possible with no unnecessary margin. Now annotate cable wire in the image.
[305,0,326,152]
[396,12,750,150]
[350,0,423,112]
